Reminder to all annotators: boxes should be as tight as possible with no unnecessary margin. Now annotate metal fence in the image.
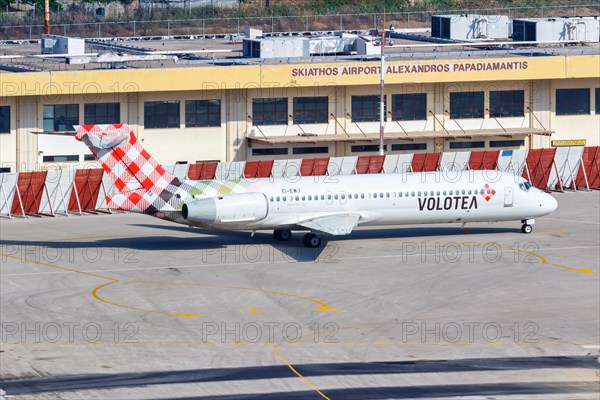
[1,4,599,40]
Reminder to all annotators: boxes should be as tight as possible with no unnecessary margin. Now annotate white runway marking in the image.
[540,217,600,225]
[2,246,598,277]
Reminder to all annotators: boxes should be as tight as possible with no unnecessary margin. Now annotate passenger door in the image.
[504,187,514,207]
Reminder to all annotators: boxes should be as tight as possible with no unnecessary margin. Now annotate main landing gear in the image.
[272,230,322,248]
[521,219,534,234]
[273,229,292,241]
[302,233,322,248]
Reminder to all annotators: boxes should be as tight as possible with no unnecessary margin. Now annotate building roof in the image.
[248,128,553,145]
[1,25,599,73]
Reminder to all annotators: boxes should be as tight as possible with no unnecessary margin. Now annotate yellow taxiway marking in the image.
[504,246,595,275]
[274,345,331,400]
[1,253,338,316]
[240,307,267,314]
[1,253,202,317]
[130,280,339,312]
[1,253,115,281]
[337,244,595,275]
[92,281,204,318]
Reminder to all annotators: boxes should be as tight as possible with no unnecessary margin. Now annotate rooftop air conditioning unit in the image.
[431,14,509,40]
[512,17,599,43]
[41,35,85,55]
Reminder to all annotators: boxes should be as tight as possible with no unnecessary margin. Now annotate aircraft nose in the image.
[540,193,558,215]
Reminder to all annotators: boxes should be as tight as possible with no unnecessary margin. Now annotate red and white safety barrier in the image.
[1,146,597,219]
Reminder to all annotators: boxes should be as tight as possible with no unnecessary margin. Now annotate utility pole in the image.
[379,13,386,156]
[44,0,50,34]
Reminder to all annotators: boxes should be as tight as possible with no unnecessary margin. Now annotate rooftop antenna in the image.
[379,11,386,156]
[44,0,50,34]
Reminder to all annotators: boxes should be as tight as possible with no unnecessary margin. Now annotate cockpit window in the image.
[519,181,532,191]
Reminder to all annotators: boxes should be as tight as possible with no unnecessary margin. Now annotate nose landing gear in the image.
[521,224,533,234]
[521,219,534,234]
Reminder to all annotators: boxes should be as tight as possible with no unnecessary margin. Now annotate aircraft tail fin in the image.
[75,124,185,214]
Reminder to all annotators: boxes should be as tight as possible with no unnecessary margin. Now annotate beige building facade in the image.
[0,55,598,171]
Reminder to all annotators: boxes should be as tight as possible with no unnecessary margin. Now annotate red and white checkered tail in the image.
[75,124,184,214]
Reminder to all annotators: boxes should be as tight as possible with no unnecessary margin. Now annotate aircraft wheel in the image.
[273,229,292,241]
[303,233,321,248]
[521,224,533,234]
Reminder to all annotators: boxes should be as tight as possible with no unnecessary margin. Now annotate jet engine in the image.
[182,192,268,225]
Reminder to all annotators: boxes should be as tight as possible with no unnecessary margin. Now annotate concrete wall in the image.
[0,97,17,169]
[549,78,600,147]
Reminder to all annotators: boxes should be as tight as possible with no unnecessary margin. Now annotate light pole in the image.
[378,13,386,156]
[44,0,50,34]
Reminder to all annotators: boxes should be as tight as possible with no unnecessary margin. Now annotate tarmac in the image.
[1,190,599,399]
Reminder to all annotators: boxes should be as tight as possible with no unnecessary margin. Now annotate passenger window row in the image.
[268,188,490,203]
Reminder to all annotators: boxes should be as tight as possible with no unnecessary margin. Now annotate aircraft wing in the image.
[295,213,361,236]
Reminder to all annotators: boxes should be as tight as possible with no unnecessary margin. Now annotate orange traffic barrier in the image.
[355,155,385,174]
[300,157,330,176]
[11,171,50,217]
[469,150,499,170]
[411,152,440,172]
[524,148,561,191]
[188,161,218,180]
[243,160,274,178]
[576,146,600,190]
[68,168,105,213]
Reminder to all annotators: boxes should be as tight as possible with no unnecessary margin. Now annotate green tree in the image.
[22,0,62,11]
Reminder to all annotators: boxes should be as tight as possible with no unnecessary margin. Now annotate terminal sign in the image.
[291,61,528,77]
[551,139,586,147]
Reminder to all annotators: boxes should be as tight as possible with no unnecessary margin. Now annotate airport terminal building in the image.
[0,16,599,170]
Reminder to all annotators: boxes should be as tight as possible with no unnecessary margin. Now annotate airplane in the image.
[76,124,558,248]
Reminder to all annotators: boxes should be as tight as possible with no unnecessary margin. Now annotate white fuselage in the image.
[179,170,557,232]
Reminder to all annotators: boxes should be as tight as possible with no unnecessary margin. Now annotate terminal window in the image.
[449,92,484,119]
[556,88,590,115]
[351,95,384,122]
[449,141,485,149]
[185,100,221,127]
[391,143,427,151]
[489,90,524,118]
[252,148,288,156]
[0,106,9,133]
[144,101,180,129]
[43,104,79,132]
[596,88,600,114]
[252,98,288,125]
[490,140,525,148]
[293,97,328,124]
[292,146,329,154]
[43,155,79,162]
[84,103,120,125]
[351,144,387,152]
[391,93,427,121]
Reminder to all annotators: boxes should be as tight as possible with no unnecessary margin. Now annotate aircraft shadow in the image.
[2,355,596,397]
[1,224,519,264]
[129,223,519,262]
